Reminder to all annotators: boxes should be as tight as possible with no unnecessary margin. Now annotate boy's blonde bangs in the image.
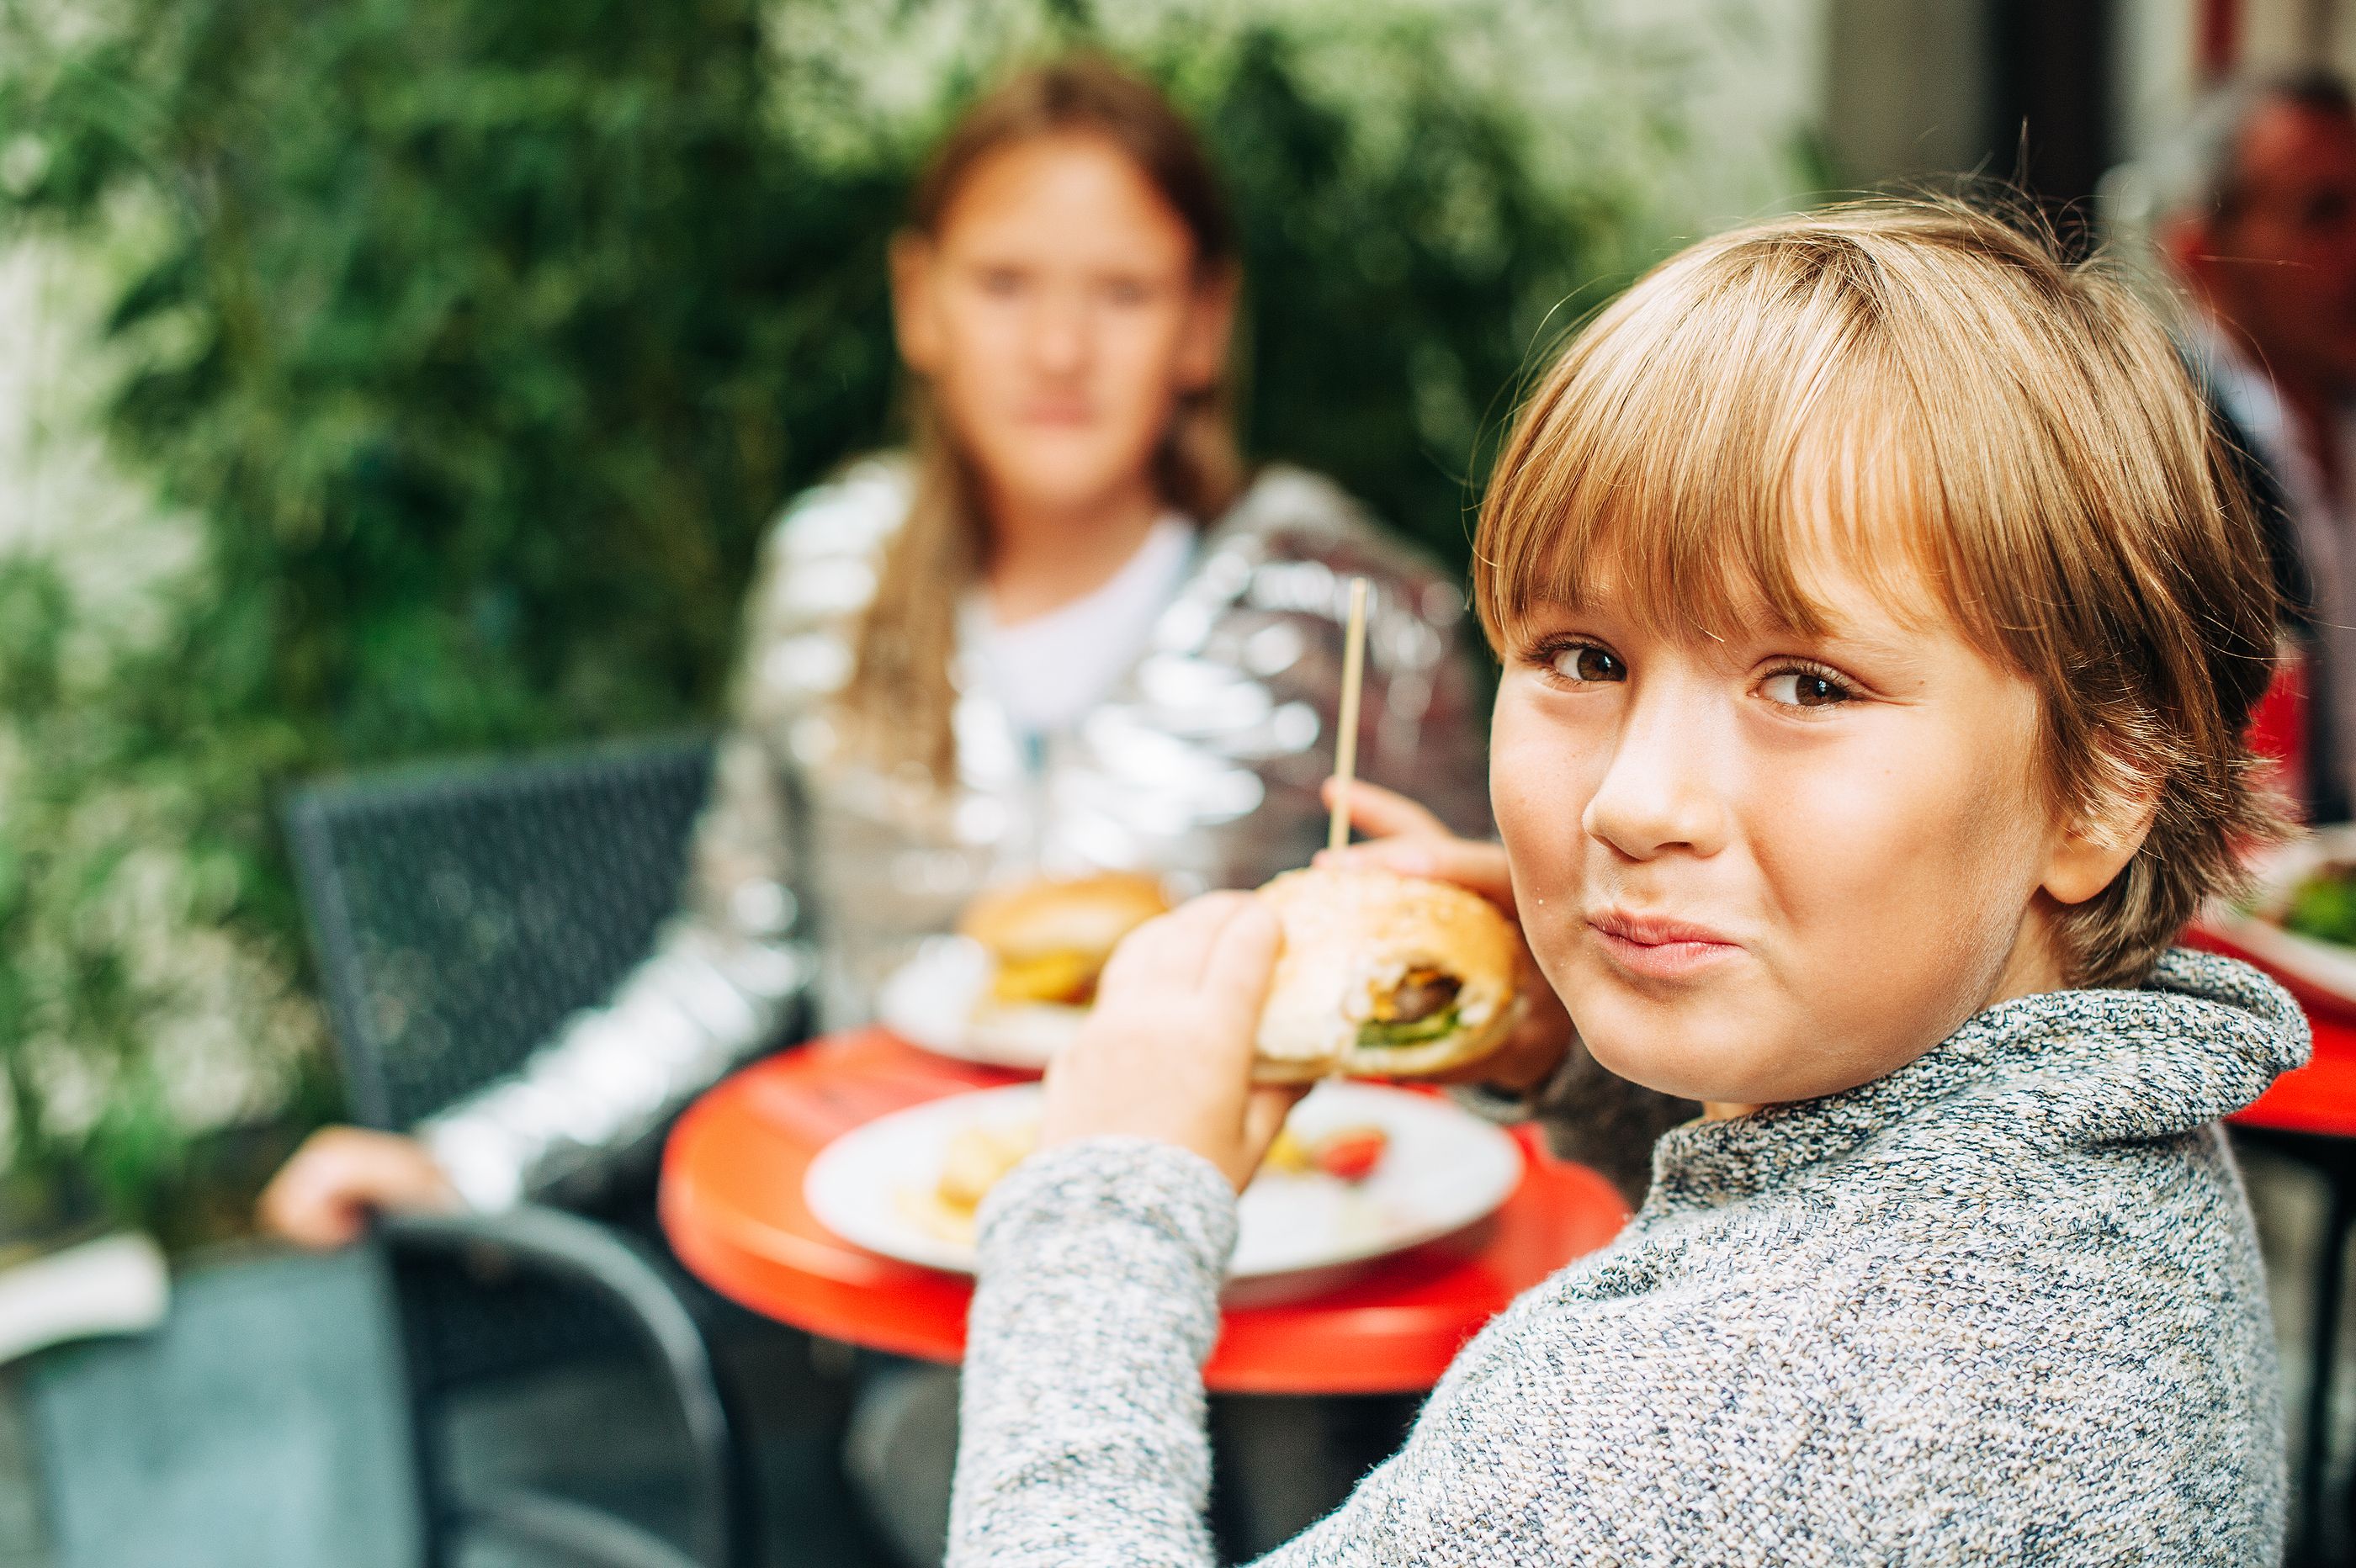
[1476,246,1966,655]
[1473,201,2284,990]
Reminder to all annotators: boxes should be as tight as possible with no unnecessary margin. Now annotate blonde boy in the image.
[947,202,2306,1565]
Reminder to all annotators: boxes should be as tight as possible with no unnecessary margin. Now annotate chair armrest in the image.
[470,1486,708,1568]
[376,1207,732,1568]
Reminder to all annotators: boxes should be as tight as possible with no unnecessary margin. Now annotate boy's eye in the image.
[1761,670,1850,708]
[1548,644,1625,684]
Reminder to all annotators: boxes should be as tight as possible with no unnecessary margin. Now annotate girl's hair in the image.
[841,55,1244,785]
[1475,199,2284,988]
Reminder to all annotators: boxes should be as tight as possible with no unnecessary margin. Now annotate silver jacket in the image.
[422,458,1494,1210]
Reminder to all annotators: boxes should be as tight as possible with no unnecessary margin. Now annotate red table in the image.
[2232,1009,2356,1136]
[2220,664,2356,1133]
[2190,919,2356,1550]
[2184,925,2356,1136]
[661,1029,1632,1394]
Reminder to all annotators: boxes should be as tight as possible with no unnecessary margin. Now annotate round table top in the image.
[660,1029,1632,1395]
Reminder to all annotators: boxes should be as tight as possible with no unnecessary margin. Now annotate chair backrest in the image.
[284,737,714,1131]
[282,737,725,1471]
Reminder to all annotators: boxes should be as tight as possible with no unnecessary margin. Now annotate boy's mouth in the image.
[1586,908,1742,980]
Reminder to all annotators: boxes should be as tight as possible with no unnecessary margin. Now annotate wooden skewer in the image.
[1328,576,1370,854]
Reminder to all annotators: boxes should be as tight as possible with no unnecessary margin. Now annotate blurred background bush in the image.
[0,0,1817,1242]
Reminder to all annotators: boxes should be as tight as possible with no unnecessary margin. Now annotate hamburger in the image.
[958,871,1173,1011]
[1250,866,1520,1081]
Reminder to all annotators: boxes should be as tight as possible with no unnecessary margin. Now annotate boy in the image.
[947,201,2306,1565]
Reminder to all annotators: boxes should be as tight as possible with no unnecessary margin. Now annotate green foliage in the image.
[2,0,908,1234]
[0,550,286,1237]
[1202,29,1616,557]
[0,0,1732,1236]
[8,0,905,757]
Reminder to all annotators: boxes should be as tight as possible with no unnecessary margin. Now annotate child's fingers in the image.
[1197,901,1283,1067]
[1090,914,1176,998]
[1239,1082,1312,1173]
[1319,777,1452,840]
[1097,891,1255,998]
[1316,835,1520,914]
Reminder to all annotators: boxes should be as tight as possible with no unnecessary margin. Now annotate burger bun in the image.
[1250,865,1520,1082]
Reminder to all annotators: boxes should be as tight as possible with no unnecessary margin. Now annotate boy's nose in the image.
[1580,692,1731,861]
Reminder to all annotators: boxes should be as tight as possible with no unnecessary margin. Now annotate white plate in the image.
[876,935,1082,1070]
[804,1081,1523,1296]
[2200,824,2356,1004]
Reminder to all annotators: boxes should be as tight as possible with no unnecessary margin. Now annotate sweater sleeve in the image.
[944,1139,1621,1568]
[947,1137,1236,1568]
[946,1141,1809,1568]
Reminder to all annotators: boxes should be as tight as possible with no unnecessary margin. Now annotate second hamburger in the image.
[959,871,1173,1012]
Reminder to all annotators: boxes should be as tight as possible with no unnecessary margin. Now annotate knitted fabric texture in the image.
[947,949,2306,1566]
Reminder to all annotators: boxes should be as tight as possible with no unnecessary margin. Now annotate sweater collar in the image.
[1640,948,2309,1215]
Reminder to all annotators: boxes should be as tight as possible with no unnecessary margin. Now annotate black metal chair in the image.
[284,735,774,1568]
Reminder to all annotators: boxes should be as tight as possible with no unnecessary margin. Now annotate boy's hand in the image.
[1317,779,1574,1096]
[1041,893,1308,1191]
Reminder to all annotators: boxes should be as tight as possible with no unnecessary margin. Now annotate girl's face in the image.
[1491,556,2141,1110]
[892,134,1234,521]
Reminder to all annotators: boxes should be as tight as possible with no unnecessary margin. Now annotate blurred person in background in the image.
[257,52,1682,1563]
[257,50,1498,1248]
[2160,72,2356,821]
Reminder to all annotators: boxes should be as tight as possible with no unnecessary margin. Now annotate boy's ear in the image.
[889,230,941,374]
[1175,262,1240,394]
[2043,777,2162,907]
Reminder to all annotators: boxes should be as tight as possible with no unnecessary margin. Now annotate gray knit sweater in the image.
[947,950,2307,1565]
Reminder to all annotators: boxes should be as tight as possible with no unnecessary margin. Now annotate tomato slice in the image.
[1312,1126,1389,1183]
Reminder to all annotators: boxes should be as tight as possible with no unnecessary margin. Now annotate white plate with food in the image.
[803,1080,1523,1295]
[878,872,1172,1070]
[2200,823,2356,1005]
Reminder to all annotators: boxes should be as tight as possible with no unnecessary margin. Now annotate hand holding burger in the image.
[1040,893,1304,1191]
[1041,781,1566,1185]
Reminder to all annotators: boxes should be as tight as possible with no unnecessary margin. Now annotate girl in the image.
[258,56,1499,1234]
[948,201,2308,1563]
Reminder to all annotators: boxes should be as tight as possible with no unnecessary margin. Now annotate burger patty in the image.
[1356,968,1466,1051]
[1375,967,1462,1025]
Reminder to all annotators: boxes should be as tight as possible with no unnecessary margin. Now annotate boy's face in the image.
[1491,559,2097,1111]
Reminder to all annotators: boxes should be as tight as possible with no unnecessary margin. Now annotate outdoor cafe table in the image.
[2194,922,2356,1547]
[660,1028,1632,1394]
